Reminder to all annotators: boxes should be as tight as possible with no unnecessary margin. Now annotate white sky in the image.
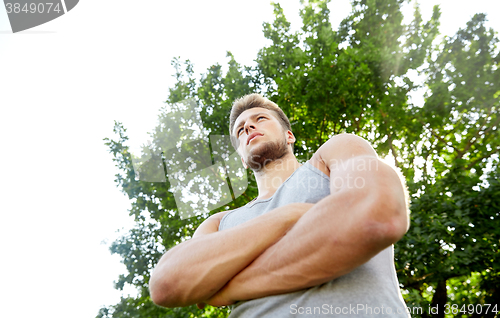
[0,1,498,317]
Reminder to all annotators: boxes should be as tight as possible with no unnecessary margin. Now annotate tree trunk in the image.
[430,279,447,318]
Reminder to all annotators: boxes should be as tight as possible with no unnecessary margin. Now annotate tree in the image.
[99,53,257,317]
[394,13,500,318]
[101,1,499,317]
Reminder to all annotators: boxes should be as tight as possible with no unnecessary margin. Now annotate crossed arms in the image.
[149,134,409,308]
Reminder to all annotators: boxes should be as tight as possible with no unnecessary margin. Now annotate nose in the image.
[244,121,256,135]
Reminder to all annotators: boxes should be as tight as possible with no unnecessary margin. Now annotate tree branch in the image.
[456,103,498,159]
[415,117,458,153]
[388,133,400,168]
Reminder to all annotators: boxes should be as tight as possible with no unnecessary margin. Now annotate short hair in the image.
[229,93,292,137]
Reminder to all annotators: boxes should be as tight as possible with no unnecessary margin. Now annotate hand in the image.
[207,289,236,307]
[197,286,235,309]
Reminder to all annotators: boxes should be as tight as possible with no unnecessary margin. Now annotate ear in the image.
[286,130,296,146]
[241,156,248,169]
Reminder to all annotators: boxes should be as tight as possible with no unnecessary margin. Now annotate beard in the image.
[244,137,290,172]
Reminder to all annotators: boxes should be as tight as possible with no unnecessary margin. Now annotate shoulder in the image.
[193,211,231,238]
[208,211,230,222]
[310,134,378,175]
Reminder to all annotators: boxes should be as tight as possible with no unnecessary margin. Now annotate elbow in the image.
[362,166,410,246]
[149,280,173,308]
[150,288,168,308]
[361,208,408,251]
[370,210,408,246]
[364,191,409,246]
[150,289,167,307]
[149,271,183,308]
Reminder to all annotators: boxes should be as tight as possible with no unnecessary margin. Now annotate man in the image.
[150,93,410,317]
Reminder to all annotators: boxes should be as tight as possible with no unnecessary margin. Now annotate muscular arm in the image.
[206,134,409,306]
[149,203,314,308]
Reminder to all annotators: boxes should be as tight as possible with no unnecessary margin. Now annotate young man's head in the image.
[229,93,295,171]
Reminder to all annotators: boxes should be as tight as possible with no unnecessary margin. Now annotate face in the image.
[232,107,295,171]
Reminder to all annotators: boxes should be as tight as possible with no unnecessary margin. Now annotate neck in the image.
[253,152,301,200]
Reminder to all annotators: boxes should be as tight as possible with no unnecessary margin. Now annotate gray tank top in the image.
[219,161,409,317]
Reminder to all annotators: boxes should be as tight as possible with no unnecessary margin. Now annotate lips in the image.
[247,132,263,145]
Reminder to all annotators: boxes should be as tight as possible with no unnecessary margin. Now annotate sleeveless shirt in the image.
[219,161,409,317]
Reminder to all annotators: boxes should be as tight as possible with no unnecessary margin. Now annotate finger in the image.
[197,303,206,309]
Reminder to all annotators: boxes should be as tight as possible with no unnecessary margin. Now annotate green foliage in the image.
[392,12,500,317]
[101,1,499,317]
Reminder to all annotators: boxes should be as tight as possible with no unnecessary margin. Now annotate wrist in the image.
[285,203,314,224]
[207,285,235,307]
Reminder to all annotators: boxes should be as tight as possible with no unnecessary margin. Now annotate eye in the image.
[257,116,266,121]
[237,127,244,135]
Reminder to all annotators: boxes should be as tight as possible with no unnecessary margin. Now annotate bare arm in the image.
[206,134,409,306]
[149,203,314,308]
